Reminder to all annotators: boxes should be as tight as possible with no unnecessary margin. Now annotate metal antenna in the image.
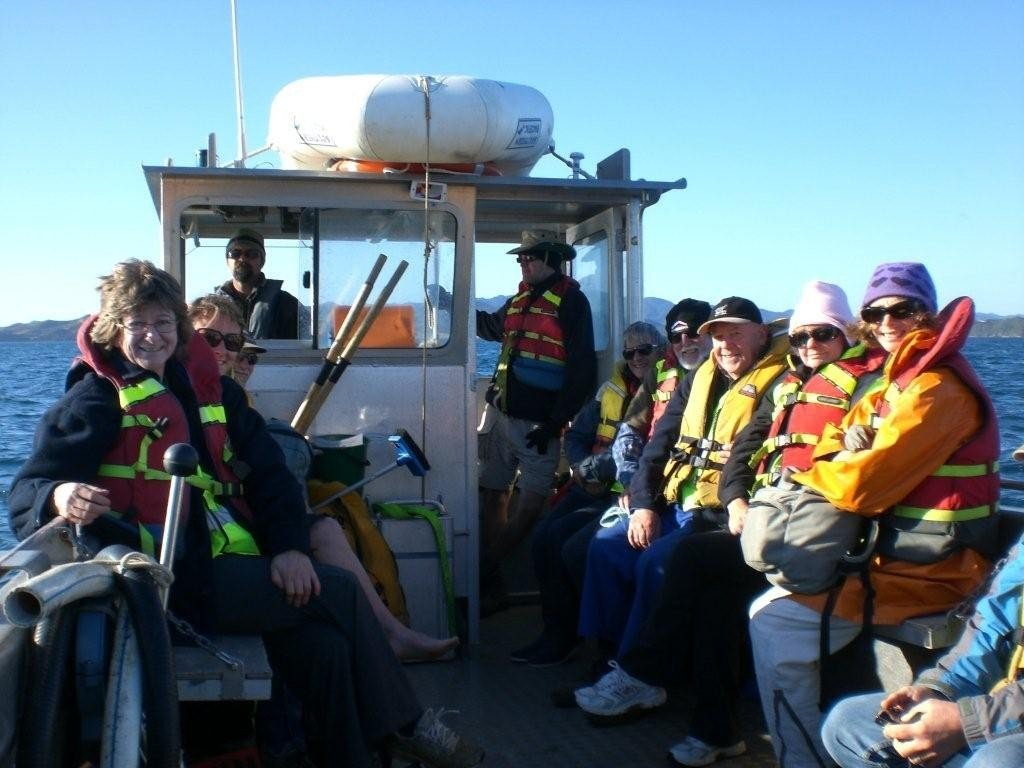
[230,0,248,167]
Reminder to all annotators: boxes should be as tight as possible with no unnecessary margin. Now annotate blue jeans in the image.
[823,692,1024,767]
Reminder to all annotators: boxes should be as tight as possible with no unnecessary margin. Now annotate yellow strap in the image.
[199,404,227,425]
[890,504,993,523]
[117,377,166,409]
[931,462,999,478]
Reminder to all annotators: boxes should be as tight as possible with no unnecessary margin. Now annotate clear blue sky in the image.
[1,0,1021,327]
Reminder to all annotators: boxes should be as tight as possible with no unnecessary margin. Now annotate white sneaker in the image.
[574,661,666,718]
[669,736,746,766]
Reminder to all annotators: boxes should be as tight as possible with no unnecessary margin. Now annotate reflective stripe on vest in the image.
[494,278,574,401]
[749,350,868,475]
[206,499,261,556]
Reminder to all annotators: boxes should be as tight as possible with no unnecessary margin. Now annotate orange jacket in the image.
[792,307,993,624]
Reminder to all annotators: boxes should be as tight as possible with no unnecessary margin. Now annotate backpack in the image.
[740,486,872,595]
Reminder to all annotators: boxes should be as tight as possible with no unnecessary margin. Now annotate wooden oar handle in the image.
[339,260,410,361]
[326,253,387,362]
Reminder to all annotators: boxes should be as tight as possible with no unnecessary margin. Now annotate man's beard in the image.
[678,345,705,371]
[233,262,257,284]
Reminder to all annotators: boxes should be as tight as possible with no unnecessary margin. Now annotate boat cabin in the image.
[144,155,686,641]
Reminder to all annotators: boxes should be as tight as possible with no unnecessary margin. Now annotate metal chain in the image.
[166,611,242,670]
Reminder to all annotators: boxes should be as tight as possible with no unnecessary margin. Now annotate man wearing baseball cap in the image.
[216,228,300,339]
[476,229,597,610]
[575,296,790,737]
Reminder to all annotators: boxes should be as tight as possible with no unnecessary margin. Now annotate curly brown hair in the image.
[90,260,191,354]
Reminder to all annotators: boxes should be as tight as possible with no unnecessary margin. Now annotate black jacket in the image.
[9,353,309,624]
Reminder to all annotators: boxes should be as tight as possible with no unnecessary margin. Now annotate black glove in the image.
[525,423,557,455]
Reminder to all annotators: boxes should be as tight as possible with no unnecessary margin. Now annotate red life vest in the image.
[494,275,577,397]
[751,344,885,486]
[871,298,1001,561]
[76,316,255,556]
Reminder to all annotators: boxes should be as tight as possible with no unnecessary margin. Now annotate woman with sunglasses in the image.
[188,294,248,377]
[748,263,1001,767]
[8,262,481,767]
[189,295,460,663]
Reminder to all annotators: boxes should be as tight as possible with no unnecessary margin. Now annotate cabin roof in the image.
[142,164,687,243]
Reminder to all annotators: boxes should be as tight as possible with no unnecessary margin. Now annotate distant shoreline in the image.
[1,306,1021,342]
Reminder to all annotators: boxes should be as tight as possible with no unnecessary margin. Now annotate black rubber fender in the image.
[17,607,75,767]
[116,567,181,768]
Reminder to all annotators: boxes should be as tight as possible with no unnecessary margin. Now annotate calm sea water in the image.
[2,338,1022,548]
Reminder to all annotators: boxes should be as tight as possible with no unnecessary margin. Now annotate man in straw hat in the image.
[476,229,597,611]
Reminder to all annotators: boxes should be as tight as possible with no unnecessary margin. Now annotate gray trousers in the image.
[749,591,861,767]
[208,555,423,767]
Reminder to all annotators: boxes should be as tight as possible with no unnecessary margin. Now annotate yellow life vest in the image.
[662,332,789,507]
[595,363,630,446]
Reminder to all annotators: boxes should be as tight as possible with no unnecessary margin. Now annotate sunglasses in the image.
[197,327,245,352]
[515,254,540,265]
[622,344,656,361]
[227,248,263,261]
[668,330,700,344]
[789,326,844,347]
[237,352,259,366]
[860,300,923,325]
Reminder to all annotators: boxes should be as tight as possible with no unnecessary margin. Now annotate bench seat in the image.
[174,634,272,702]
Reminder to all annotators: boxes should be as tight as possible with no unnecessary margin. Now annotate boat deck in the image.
[405,605,779,768]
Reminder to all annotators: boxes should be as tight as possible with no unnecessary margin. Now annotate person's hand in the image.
[617,492,631,511]
[52,482,111,526]
[627,508,660,549]
[843,425,876,452]
[525,423,557,455]
[883,697,965,767]
[717,442,732,462]
[727,498,749,535]
[270,550,321,608]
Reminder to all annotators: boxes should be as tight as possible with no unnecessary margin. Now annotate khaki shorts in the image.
[478,407,559,496]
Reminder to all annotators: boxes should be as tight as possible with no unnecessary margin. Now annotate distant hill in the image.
[0,317,86,341]
[1,305,1021,340]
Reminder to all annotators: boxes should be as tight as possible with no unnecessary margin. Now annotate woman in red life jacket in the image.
[9,261,482,768]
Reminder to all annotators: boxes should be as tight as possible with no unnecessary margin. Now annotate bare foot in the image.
[390,626,460,663]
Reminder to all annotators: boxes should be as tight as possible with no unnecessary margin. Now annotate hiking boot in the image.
[509,633,547,663]
[526,635,578,668]
[574,661,666,720]
[388,708,484,768]
[669,736,746,766]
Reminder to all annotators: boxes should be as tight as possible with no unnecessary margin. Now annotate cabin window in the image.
[317,207,456,349]
[182,206,456,350]
[183,232,314,343]
[572,229,610,353]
